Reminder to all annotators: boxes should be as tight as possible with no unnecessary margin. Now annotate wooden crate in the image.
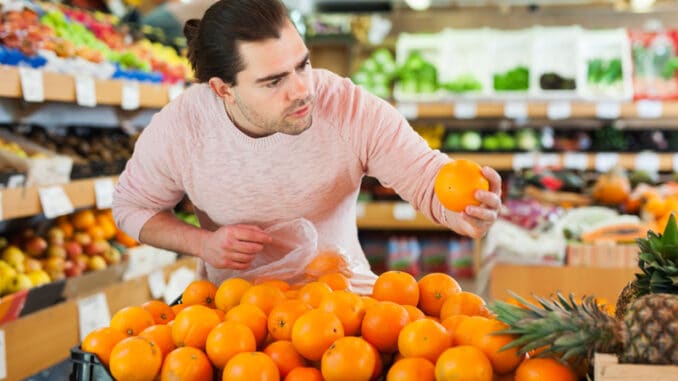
[595,353,678,380]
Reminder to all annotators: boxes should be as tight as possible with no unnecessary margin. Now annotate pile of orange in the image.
[58,208,138,247]
[82,267,579,381]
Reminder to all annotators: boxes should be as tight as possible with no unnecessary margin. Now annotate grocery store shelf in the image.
[0,176,117,220]
[0,66,171,109]
[397,100,678,120]
[450,152,677,172]
[357,201,446,230]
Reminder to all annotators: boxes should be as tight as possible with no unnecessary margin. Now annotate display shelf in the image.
[356,201,445,230]
[396,100,678,120]
[449,152,677,172]
[0,176,118,220]
[0,65,172,109]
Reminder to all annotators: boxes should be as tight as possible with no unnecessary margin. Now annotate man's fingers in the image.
[229,241,264,255]
[231,225,273,244]
[482,166,502,195]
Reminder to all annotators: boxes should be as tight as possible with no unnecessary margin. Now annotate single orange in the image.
[240,284,286,315]
[81,327,126,367]
[372,271,420,306]
[110,306,155,336]
[291,309,344,361]
[268,299,312,341]
[361,301,410,354]
[318,290,365,336]
[160,346,213,381]
[206,321,257,369]
[398,319,450,363]
[321,336,377,381]
[515,358,578,381]
[284,367,323,381]
[417,273,462,317]
[171,305,221,350]
[387,357,435,381]
[109,336,162,381]
[318,272,350,291]
[439,291,490,320]
[434,159,489,212]
[215,278,252,312]
[142,300,175,325]
[435,345,493,381]
[222,351,280,381]
[297,282,333,308]
[225,303,269,346]
[139,324,176,358]
[263,340,308,378]
[182,280,218,308]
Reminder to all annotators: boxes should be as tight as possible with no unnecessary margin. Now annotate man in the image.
[113,0,502,287]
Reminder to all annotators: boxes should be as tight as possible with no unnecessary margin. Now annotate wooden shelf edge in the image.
[449,152,677,172]
[357,201,446,230]
[1,176,118,220]
[0,65,169,109]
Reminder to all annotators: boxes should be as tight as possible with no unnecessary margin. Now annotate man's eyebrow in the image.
[255,52,310,84]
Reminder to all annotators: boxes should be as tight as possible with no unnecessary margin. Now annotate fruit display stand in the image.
[0,255,196,380]
[489,264,636,304]
[0,65,174,109]
[594,353,678,380]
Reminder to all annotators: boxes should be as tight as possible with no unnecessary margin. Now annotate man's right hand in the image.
[199,224,272,270]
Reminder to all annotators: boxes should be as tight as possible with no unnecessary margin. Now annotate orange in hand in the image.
[434,159,489,213]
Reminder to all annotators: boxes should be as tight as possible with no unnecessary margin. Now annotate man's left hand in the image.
[451,166,502,239]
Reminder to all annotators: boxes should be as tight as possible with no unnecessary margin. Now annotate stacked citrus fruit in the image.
[81,255,579,381]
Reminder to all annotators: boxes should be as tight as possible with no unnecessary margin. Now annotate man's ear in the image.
[208,77,236,104]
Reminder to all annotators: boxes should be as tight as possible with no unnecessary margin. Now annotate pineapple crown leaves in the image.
[634,213,678,294]
[490,291,619,362]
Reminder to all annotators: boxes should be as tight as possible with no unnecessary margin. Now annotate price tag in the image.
[595,102,621,119]
[77,293,111,342]
[547,101,571,120]
[594,153,619,172]
[537,153,560,168]
[0,330,6,379]
[503,102,528,119]
[634,151,660,173]
[164,267,196,304]
[356,202,366,218]
[75,74,97,107]
[38,186,74,219]
[393,203,417,221]
[454,102,477,119]
[396,103,418,120]
[94,178,115,209]
[673,153,678,173]
[636,100,663,119]
[168,83,184,101]
[512,152,536,170]
[148,270,167,299]
[563,152,589,170]
[7,174,25,188]
[18,67,44,102]
[121,81,140,110]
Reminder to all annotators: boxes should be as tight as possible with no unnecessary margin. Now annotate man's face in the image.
[226,21,315,137]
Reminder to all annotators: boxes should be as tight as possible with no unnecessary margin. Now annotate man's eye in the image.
[266,79,282,88]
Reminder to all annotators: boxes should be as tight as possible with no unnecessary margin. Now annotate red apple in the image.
[84,239,110,256]
[64,241,83,260]
[74,232,91,247]
[64,260,83,277]
[24,236,48,258]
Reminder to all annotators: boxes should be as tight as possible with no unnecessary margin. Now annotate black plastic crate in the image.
[69,346,114,381]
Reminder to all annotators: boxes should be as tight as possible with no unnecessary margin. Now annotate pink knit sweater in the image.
[113,69,451,283]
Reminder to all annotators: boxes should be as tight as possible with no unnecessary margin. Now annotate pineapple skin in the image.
[619,293,678,365]
[615,282,640,321]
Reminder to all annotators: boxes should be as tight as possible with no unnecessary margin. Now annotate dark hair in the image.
[184,0,289,84]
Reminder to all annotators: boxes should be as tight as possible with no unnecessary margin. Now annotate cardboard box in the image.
[62,260,128,300]
[566,243,638,269]
[0,129,72,186]
[594,353,678,380]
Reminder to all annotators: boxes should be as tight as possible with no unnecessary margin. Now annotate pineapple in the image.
[615,213,678,320]
[491,292,678,365]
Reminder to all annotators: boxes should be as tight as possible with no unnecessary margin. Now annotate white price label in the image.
[148,270,167,299]
[7,174,25,188]
[75,74,97,107]
[547,101,571,120]
[673,154,678,173]
[38,186,74,219]
[454,102,477,119]
[393,203,417,221]
[503,102,528,119]
[563,152,589,170]
[94,178,115,209]
[18,67,44,102]
[634,152,660,173]
[636,100,663,119]
[0,330,6,379]
[512,152,536,171]
[77,293,111,342]
[164,267,196,304]
[594,153,619,173]
[168,83,184,101]
[537,153,560,168]
[121,81,140,110]
[396,103,418,120]
[595,102,621,119]
[356,201,366,218]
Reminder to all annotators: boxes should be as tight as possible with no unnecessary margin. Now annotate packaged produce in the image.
[488,29,533,96]
[531,26,581,99]
[577,28,634,100]
[439,28,491,98]
[394,32,443,102]
[629,26,678,100]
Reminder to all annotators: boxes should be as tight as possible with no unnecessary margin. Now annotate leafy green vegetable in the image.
[493,66,529,91]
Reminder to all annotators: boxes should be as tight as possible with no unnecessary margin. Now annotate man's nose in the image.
[288,72,310,100]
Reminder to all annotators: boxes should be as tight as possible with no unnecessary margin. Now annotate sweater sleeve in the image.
[326,73,452,227]
[112,110,188,240]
